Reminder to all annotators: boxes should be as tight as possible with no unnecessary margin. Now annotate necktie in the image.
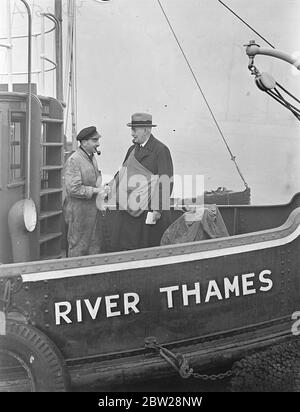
[135,144,141,155]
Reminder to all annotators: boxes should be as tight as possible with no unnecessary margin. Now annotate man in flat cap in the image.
[110,113,174,250]
[63,126,104,257]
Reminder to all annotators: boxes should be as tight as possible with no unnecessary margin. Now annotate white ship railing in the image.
[0,1,58,95]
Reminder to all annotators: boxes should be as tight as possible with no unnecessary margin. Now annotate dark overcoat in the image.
[111,134,174,251]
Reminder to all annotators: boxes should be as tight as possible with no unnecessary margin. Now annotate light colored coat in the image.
[63,148,102,257]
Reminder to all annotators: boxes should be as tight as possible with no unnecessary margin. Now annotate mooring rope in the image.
[217,0,275,49]
[218,1,300,121]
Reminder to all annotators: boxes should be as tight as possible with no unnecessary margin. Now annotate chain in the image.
[192,369,234,381]
[247,58,300,121]
[145,336,234,382]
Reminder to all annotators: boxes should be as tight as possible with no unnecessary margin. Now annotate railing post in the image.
[7,0,13,91]
[40,13,45,95]
[55,0,64,102]
[20,0,32,201]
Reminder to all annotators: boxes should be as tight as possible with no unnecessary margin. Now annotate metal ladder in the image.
[37,96,64,260]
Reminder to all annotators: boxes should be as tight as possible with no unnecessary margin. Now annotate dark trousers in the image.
[111,210,173,251]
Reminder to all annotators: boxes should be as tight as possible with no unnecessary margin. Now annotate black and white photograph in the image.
[0,0,299,396]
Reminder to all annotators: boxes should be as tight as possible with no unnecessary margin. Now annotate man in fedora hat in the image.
[110,113,174,250]
[63,126,105,257]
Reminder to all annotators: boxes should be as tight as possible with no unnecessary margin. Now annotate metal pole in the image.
[7,0,13,91]
[55,0,64,102]
[20,0,32,200]
[246,41,300,71]
[71,0,77,149]
[41,14,45,94]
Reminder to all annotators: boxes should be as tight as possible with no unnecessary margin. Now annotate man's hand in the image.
[103,184,111,197]
[152,211,161,223]
[95,186,110,211]
[93,187,103,195]
[103,182,113,200]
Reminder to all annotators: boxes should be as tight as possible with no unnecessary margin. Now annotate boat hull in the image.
[0,198,299,389]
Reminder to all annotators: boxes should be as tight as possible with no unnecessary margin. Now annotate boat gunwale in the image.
[0,205,299,280]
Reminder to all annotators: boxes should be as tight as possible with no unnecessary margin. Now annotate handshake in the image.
[94,178,113,211]
[93,185,111,198]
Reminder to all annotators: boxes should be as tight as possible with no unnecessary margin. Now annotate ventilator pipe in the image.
[245,40,300,71]
[8,199,37,263]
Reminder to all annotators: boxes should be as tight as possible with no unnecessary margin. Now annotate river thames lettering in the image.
[54,269,273,325]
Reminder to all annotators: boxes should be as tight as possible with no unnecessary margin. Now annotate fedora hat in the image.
[127,113,157,127]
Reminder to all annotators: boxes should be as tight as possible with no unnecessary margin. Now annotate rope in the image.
[274,88,300,115]
[250,67,300,122]
[217,0,275,49]
[157,0,249,189]
[219,0,300,122]
[265,89,300,121]
[276,82,300,105]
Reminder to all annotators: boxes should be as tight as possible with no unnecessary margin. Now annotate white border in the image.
[21,223,300,283]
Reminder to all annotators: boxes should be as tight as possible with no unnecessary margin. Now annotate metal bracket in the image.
[0,276,23,314]
[0,311,6,335]
[145,336,193,379]
[0,279,12,313]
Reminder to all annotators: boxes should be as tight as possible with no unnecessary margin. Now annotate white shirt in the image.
[140,136,150,147]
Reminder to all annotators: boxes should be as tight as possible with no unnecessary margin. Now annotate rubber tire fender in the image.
[0,321,69,392]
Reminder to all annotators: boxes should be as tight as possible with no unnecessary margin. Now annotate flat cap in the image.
[76,126,98,141]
